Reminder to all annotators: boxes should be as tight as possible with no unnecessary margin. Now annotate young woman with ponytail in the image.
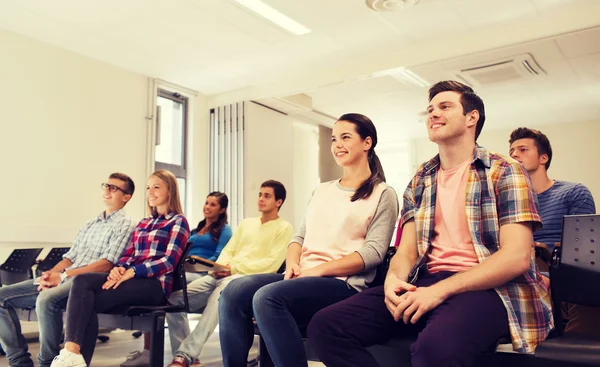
[218,113,399,367]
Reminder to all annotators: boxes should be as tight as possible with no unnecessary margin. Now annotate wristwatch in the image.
[60,271,68,284]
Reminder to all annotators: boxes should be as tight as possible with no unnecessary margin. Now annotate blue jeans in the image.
[218,274,358,367]
[0,279,71,367]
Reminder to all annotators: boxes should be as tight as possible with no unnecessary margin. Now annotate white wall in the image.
[412,121,600,202]
[244,103,295,224]
[244,103,320,229]
[0,30,210,263]
[187,94,210,229]
[318,125,342,182]
[292,122,320,229]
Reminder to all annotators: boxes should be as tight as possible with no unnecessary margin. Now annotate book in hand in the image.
[184,255,229,273]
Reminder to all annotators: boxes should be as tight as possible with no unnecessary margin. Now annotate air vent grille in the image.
[456,53,546,86]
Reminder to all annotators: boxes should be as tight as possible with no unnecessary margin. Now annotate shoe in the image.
[50,349,86,367]
[120,350,150,367]
[191,359,204,367]
[166,354,189,367]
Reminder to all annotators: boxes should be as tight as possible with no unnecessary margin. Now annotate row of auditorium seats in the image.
[0,247,70,286]
[254,215,600,367]
[0,245,194,367]
[2,215,600,366]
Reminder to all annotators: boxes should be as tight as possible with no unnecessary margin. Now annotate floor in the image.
[0,320,325,367]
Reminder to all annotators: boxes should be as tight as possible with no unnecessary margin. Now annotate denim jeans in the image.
[0,278,71,367]
[218,274,357,367]
[166,273,242,361]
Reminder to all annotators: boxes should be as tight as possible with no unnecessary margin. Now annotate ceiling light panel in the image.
[229,0,311,36]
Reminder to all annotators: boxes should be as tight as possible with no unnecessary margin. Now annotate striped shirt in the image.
[118,212,190,297]
[63,208,134,269]
[400,145,552,353]
[534,180,596,249]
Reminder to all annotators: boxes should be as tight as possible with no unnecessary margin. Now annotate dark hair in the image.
[260,180,287,210]
[509,127,553,170]
[428,80,486,140]
[337,113,386,202]
[195,192,229,242]
[109,172,135,195]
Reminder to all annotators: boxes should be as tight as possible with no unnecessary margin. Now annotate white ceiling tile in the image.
[264,0,379,30]
[187,0,292,43]
[555,27,600,59]
[377,0,468,40]
[530,0,585,12]
[9,0,145,25]
[448,0,538,28]
[568,53,600,81]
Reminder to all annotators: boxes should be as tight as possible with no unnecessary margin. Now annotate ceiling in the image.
[308,26,600,139]
[0,0,599,140]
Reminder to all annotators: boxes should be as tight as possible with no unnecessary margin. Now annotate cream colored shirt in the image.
[216,217,294,275]
[291,180,398,290]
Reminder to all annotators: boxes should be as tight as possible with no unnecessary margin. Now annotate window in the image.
[155,90,188,212]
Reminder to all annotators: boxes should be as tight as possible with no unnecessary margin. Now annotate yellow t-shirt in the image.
[216,217,294,275]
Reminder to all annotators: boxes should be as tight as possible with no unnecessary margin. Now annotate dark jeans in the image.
[218,274,358,367]
[64,273,167,365]
[308,271,510,367]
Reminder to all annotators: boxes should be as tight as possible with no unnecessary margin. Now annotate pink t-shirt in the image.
[427,159,479,273]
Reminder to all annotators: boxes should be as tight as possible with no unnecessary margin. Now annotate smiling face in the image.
[426,91,479,144]
[146,175,169,214]
[331,120,371,167]
[101,178,131,210]
[203,195,224,221]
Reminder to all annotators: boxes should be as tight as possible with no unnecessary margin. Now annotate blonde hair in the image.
[147,169,184,216]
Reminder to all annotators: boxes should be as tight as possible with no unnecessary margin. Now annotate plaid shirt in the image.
[63,208,134,269]
[400,145,553,353]
[118,212,190,297]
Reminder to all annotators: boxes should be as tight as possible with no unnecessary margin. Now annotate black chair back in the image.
[176,242,193,312]
[550,214,600,334]
[0,248,43,286]
[535,214,600,366]
[36,247,70,277]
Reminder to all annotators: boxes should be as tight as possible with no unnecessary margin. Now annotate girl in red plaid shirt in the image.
[51,170,190,367]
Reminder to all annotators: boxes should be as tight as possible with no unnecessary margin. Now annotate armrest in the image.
[534,242,552,264]
[125,303,186,316]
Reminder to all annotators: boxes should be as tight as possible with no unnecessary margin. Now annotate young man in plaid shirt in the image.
[0,173,135,367]
[308,81,553,367]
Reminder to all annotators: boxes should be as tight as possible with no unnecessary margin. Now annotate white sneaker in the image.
[120,350,150,367]
[50,349,87,367]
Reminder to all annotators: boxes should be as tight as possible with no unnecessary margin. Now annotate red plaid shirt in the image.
[118,212,190,297]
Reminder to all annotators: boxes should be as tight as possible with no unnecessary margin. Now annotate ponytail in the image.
[351,149,386,202]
